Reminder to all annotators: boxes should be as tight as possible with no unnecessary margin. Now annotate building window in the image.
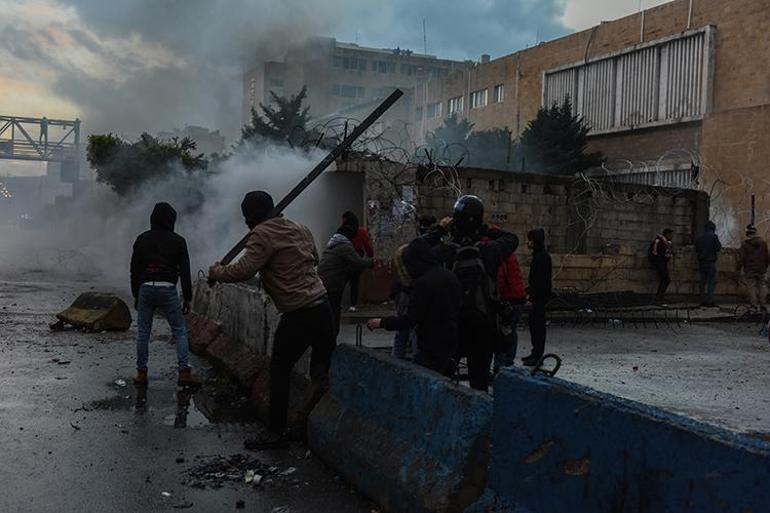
[427,102,442,119]
[334,55,367,71]
[269,78,284,88]
[543,28,713,133]
[448,96,464,115]
[470,89,488,109]
[429,67,448,78]
[332,84,365,98]
[401,63,424,76]
[493,84,505,103]
[415,107,423,121]
[372,60,396,74]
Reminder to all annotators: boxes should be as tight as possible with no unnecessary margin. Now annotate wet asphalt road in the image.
[0,274,374,513]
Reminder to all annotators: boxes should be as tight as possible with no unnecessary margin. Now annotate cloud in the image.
[341,0,569,60]
[1,0,662,144]
[560,0,671,31]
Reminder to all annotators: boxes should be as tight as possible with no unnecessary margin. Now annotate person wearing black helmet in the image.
[424,195,519,391]
[208,191,335,449]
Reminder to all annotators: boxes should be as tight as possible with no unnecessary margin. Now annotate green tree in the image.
[241,86,319,149]
[466,127,515,170]
[520,98,603,175]
[86,133,206,196]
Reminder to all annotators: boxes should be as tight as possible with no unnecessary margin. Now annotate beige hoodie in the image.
[210,217,326,312]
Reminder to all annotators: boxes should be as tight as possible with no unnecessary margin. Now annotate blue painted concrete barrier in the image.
[308,345,493,513]
[471,368,770,513]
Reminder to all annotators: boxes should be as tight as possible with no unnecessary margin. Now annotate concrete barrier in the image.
[308,345,492,513]
[187,279,317,435]
[469,369,770,513]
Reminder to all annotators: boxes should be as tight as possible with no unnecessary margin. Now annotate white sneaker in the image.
[348,306,357,312]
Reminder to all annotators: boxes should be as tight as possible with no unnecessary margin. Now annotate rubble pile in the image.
[185,454,299,490]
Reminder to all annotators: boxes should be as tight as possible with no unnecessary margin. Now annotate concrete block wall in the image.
[471,368,770,513]
[517,247,742,300]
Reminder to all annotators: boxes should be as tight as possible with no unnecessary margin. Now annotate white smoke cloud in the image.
[0,146,351,291]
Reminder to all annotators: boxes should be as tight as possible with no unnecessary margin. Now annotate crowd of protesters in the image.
[128,184,770,449]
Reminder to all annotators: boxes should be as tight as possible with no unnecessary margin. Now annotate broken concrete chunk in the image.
[53,292,132,332]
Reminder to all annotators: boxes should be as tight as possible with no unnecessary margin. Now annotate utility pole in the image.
[423,18,427,55]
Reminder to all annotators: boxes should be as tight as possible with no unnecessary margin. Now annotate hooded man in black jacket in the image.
[367,237,462,375]
[130,202,198,387]
[522,228,552,366]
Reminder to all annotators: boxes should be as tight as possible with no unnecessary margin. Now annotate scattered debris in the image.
[161,491,172,497]
[185,454,298,491]
[113,379,127,388]
[271,507,290,513]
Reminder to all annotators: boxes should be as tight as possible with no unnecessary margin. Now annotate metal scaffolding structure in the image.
[0,115,81,163]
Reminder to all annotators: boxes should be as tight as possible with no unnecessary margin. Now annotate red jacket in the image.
[352,227,374,258]
[497,253,526,301]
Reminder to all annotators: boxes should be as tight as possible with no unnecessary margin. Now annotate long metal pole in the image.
[219,88,404,265]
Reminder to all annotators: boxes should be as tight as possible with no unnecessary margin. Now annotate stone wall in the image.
[339,159,721,302]
[520,247,742,301]
[348,159,708,256]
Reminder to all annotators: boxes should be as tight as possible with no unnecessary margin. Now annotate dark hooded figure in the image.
[318,223,373,337]
[367,237,463,376]
[523,228,552,366]
[130,202,197,387]
[695,220,722,307]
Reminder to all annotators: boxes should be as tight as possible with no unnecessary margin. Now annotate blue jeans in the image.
[136,284,190,371]
[495,304,523,370]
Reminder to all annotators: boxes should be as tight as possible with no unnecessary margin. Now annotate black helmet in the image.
[453,195,484,235]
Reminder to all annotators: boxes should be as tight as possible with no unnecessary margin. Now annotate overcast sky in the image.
[0,0,669,159]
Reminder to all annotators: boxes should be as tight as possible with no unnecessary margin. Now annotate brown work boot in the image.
[133,369,148,386]
[177,368,202,388]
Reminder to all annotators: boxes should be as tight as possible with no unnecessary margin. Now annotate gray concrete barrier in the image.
[308,345,492,513]
[468,369,770,513]
[187,280,316,434]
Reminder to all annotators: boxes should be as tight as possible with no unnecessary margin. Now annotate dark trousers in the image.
[698,263,717,304]
[458,313,495,392]
[269,298,335,434]
[328,289,344,337]
[349,271,361,307]
[528,302,547,359]
[653,260,671,299]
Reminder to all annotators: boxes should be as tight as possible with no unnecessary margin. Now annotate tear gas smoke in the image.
[0,146,358,291]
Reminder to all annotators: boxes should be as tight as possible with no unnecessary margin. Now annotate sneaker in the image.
[177,368,202,388]
[133,369,148,386]
[348,306,357,313]
[244,432,289,450]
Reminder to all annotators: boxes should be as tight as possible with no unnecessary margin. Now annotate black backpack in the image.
[450,242,497,316]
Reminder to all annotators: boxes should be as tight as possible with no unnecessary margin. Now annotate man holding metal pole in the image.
[208,191,334,449]
[207,90,403,448]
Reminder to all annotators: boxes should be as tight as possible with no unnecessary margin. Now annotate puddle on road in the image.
[93,371,257,428]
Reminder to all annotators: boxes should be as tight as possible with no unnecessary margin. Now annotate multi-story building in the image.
[242,37,467,126]
[411,0,769,244]
[157,125,226,156]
